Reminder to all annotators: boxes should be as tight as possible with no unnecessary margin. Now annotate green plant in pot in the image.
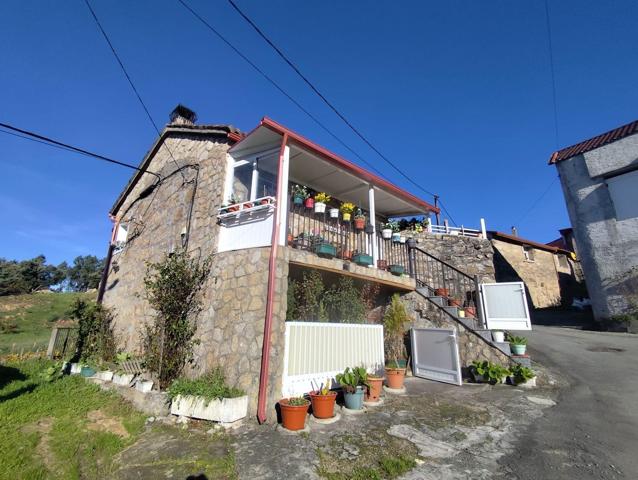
[279,396,310,430]
[384,294,410,389]
[470,360,510,385]
[353,208,366,230]
[309,378,337,419]
[508,335,528,355]
[292,184,308,206]
[336,367,368,410]
[509,364,535,386]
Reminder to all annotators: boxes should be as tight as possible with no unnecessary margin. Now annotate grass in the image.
[0,359,237,479]
[0,292,92,355]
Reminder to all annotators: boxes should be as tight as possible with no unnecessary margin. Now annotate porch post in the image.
[277,145,290,246]
[369,185,378,266]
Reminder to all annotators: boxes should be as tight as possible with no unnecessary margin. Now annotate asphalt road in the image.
[500,325,638,479]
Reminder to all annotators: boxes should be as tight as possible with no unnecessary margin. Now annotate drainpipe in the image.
[257,133,288,424]
[97,217,117,304]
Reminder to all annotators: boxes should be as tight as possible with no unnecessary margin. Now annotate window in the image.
[523,246,535,262]
[113,224,128,253]
[557,254,568,268]
[607,169,638,221]
[230,154,278,203]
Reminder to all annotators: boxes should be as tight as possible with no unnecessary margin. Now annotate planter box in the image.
[314,243,337,259]
[170,394,249,423]
[70,363,82,375]
[389,264,404,276]
[352,253,373,266]
[113,373,135,386]
[135,380,154,393]
[96,371,114,382]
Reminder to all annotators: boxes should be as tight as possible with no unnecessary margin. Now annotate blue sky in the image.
[1,0,637,264]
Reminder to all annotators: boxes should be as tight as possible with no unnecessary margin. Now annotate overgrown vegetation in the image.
[0,291,93,355]
[70,299,116,363]
[167,367,244,401]
[287,270,379,323]
[142,248,212,389]
[383,294,410,362]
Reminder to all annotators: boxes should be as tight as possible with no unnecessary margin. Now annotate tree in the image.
[0,255,69,295]
[68,255,104,291]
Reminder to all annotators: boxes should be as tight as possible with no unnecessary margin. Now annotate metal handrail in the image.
[411,245,473,281]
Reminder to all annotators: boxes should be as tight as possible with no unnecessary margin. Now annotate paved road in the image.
[500,325,638,479]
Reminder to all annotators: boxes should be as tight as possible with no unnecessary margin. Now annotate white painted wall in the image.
[217,210,274,253]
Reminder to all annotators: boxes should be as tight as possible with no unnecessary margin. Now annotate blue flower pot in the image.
[293,195,304,205]
[343,386,365,410]
[80,366,96,377]
[511,344,526,355]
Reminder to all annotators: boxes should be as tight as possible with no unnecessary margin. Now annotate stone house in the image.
[100,106,519,423]
[549,119,638,327]
[488,230,586,309]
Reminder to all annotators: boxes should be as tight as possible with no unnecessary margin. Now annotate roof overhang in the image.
[230,117,439,217]
[488,230,571,255]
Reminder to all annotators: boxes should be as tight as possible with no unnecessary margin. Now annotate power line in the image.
[83,0,186,181]
[0,121,160,177]
[516,176,559,226]
[176,0,389,181]
[226,0,450,220]
[543,0,559,149]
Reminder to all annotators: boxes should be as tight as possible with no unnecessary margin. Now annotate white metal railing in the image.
[428,223,482,238]
[282,321,384,397]
[216,196,275,220]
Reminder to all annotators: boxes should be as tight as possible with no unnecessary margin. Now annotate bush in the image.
[70,299,116,363]
[384,294,410,362]
[142,249,212,389]
[167,367,244,402]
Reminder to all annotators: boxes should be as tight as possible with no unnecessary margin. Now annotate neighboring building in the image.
[549,119,638,324]
[488,230,586,309]
[101,106,517,422]
[547,227,579,257]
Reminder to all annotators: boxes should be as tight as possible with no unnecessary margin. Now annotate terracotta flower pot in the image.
[377,259,388,270]
[354,217,365,230]
[385,368,406,389]
[341,250,352,260]
[243,202,253,210]
[365,376,384,402]
[465,306,476,317]
[448,298,462,307]
[279,398,309,431]
[305,198,314,209]
[260,198,270,205]
[228,205,239,212]
[434,288,449,297]
[309,391,337,419]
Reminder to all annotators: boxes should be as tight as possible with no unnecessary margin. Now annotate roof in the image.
[549,119,638,164]
[488,231,571,255]
[233,117,439,214]
[110,123,240,215]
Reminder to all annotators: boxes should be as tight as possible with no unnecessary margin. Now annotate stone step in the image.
[511,354,531,367]
[474,330,493,342]
[427,296,448,307]
[493,342,511,356]
[443,306,459,318]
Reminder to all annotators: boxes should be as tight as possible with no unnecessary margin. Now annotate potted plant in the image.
[227,194,240,212]
[314,192,331,213]
[305,193,315,209]
[365,374,384,403]
[384,294,410,389]
[340,249,352,260]
[509,364,536,387]
[399,234,407,244]
[508,335,528,355]
[336,367,367,410]
[96,366,114,382]
[353,208,366,230]
[381,222,394,239]
[329,206,339,218]
[169,369,248,423]
[279,396,310,430]
[292,184,308,206]
[309,379,337,419]
[352,252,373,266]
[492,330,505,343]
[80,363,96,378]
[135,377,154,393]
[113,370,135,386]
[313,239,337,259]
[389,264,404,276]
[465,306,476,317]
[70,362,82,375]
[377,259,388,270]
[458,309,466,318]
[448,297,462,307]
[340,202,355,221]
[434,288,449,297]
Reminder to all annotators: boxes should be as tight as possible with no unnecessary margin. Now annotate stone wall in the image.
[410,232,496,283]
[401,292,511,368]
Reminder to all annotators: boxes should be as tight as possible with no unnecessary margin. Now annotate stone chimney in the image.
[169,104,197,126]
[511,226,518,236]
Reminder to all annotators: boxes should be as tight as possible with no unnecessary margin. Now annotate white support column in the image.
[250,161,259,201]
[369,185,378,266]
[277,145,291,246]
[480,218,487,239]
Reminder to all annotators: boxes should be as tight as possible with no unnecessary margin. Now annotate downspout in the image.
[97,217,117,304]
[257,133,288,424]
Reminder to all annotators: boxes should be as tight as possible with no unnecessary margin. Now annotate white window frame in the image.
[522,246,535,262]
[606,169,638,221]
[226,147,280,203]
[113,223,128,254]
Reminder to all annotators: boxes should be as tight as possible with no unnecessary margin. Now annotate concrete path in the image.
[498,325,638,479]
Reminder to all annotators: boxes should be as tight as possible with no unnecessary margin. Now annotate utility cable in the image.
[543,0,560,150]
[226,0,453,223]
[83,0,186,181]
[516,176,559,226]
[0,121,160,178]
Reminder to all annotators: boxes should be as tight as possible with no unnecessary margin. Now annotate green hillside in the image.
[0,291,94,355]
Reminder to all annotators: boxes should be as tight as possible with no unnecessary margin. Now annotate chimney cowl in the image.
[169,104,197,126]
[511,226,518,236]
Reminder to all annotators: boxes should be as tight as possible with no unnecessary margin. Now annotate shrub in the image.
[471,360,510,384]
[324,277,366,323]
[167,367,244,402]
[510,364,535,384]
[314,192,331,203]
[384,294,410,362]
[142,248,212,389]
[70,299,116,363]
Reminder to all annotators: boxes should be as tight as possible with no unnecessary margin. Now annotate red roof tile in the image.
[548,119,638,164]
